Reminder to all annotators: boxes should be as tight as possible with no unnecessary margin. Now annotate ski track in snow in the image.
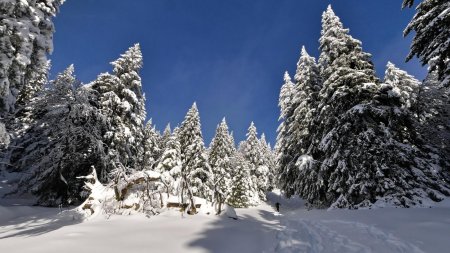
[266,191,430,253]
[274,218,424,253]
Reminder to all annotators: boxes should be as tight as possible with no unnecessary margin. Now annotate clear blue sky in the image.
[50,0,425,146]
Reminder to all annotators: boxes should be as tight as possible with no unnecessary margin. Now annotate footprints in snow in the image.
[274,219,424,253]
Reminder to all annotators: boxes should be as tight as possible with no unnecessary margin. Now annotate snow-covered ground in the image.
[267,191,450,253]
[1,174,450,253]
[0,203,279,253]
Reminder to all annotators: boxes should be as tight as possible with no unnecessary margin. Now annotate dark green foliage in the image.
[404,0,450,87]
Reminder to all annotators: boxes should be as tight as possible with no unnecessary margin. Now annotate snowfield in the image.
[268,192,450,253]
[0,204,279,253]
[1,177,450,253]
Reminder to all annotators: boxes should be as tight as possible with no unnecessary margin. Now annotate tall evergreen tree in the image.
[178,103,213,202]
[16,60,51,109]
[91,44,146,180]
[142,119,161,170]
[401,0,449,176]
[0,0,64,116]
[155,133,182,196]
[159,123,172,153]
[275,72,296,193]
[227,153,253,208]
[209,118,235,205]
[416,70,450,176]
[277,47,322,197]
[289,6,450,208]
[317,5,378,108]
[8,66,109,206]
[291,46,322,153]
[241,122,263,167]
[260,133,276,190]
[403,0,450,87]
[260,134,274,169]
[109,43,146,167]
[240,122,267,201]
[311,4,379,158]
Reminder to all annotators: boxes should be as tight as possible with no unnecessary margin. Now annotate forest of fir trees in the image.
[276,2,449,209]
[0,0,448,215]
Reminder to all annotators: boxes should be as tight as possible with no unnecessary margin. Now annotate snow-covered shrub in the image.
[78,167,164,217]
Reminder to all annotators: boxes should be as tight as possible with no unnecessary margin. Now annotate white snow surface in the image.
[1,172,450,253]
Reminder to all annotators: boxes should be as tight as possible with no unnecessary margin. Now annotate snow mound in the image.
[77,167,163,218]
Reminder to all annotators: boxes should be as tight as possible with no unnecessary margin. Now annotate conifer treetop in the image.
[301,45,309,57]
[295,46,320,86]
[163,123,171,135]
[283,71,292,83]
[247,121,257,138]
[384,61,420,108]
[318,5,377,91]
[111,43,143,76]
[53,64,75,93]
[279,71,295,120]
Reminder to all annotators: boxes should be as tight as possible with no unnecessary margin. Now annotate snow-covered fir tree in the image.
[0,0,63,117]
[241,122,263,168]
[7,66,109,206]
[403,0,450,87]
[277,46,322,197]
[227,153,254,208]
[260,133,276,190]
[142,119,161,170]
[277,72,296,124]
[286,5,450,208]
[178,103,213,203]
[291,46,322,152]
[159,123,172,154]
[15,60,50,109]
[416,70,450,176]
[1,60,50,165]
[90,44,146,180]
[384,62,420,109]
[109,43,146,167]
[275,71,295,191]
[240,122,267,201]
[310,4,378,160]
[209,118,235,207]
[402,1,450,171]
[317,4,378,108]
[155,133,182,196]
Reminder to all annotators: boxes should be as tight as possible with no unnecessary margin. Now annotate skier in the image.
[275,202,280,212]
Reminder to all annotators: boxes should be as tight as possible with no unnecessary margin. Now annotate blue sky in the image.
[50,0,425,146]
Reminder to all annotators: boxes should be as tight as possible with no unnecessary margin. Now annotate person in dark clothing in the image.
[275,202,280,212]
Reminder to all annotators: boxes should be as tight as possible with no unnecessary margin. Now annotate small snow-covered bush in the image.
[78,167,164,218]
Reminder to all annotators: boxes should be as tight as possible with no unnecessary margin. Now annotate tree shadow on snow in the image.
[187,209,283,253]
[0,206,83,239]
